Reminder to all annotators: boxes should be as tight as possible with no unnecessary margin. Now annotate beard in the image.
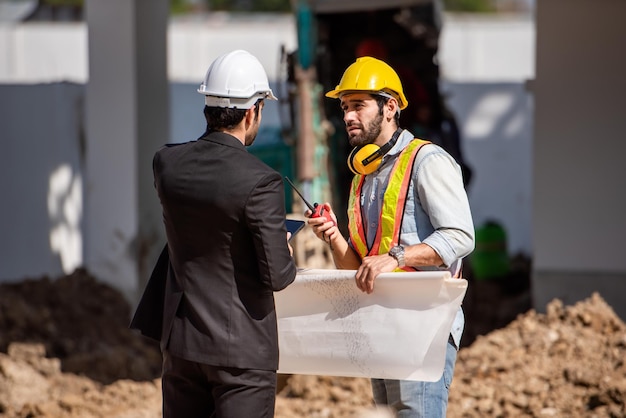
[348,112,383,147]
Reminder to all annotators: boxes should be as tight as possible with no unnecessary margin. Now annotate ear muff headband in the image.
[347,128,403,175]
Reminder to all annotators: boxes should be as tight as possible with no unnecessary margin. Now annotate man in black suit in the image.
[135,49,297,418]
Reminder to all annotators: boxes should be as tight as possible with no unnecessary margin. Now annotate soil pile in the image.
[448,293,626,417]
[1,269,625,417]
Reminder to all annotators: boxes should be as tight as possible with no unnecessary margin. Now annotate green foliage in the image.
[174,0,497,14]
[205,0,291,12]
[43,0,83,6]
[253,0,292,12]
[40,0,496,16]
[443,0,496,12]
[171,0,192,14]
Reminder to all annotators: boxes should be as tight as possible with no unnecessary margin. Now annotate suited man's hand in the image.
[287,233,294,257]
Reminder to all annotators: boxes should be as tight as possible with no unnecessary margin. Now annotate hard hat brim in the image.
[325,88,342,99]
[203,90,277,109]
[325,89,407,110]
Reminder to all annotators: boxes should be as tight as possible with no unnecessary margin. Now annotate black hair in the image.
[373,94,401,126]
[202,99,263,135]
[203,106,246,134]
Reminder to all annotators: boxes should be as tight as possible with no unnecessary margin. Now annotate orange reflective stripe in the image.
[374,139,426,254]
[348,139,430,260]
[348,175,368,259]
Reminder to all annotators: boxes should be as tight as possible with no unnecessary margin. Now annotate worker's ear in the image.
[244,106,256,127]
[385,97,399,121]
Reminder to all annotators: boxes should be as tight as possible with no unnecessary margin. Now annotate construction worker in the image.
[307,56,475,417]
[134,50,297,418]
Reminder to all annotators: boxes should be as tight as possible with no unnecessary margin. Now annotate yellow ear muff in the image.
[346,128,404,175]
[347,143,383,175]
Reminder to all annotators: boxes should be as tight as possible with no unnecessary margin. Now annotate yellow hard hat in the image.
[326,56,408,110]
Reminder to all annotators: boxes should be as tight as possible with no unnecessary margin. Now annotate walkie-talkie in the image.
[285,177,335,225]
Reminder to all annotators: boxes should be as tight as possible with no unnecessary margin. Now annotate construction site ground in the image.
[1,249,625,417]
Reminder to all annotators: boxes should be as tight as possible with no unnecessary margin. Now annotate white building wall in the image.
[0,13,531,83]
[444,82,533,256]
[0,22,88,83]
[167,13,297,83]
[439,13,535,82]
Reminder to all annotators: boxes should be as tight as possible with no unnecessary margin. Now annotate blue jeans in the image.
[371,339,458,417]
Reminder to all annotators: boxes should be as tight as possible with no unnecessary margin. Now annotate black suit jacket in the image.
[130,132,297,371]
[130,243,169,342]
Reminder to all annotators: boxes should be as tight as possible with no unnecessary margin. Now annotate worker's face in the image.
[340,93,383,147]
[244,101,264,146]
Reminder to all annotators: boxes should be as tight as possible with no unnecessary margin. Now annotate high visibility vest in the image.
[348,139,430,270]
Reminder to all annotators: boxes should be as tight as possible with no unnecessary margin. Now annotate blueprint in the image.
[275,269,467,382]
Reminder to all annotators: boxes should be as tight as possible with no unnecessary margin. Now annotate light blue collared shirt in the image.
[351,129,475,347]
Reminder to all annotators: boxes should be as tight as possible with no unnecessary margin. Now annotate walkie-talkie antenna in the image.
[285,177,316,212]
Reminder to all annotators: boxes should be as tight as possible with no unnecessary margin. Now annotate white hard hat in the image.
[198,49,277,109]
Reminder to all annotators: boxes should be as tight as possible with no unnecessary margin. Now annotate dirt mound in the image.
[1,269,625,417]
[448,293,626,417]
[0,269,161,385]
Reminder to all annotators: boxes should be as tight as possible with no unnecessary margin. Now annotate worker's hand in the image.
[306,203,336,227]
[355,253,399,294]
[306,202,338,245]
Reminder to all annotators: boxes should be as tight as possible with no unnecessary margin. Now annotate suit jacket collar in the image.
[200,131,245,151]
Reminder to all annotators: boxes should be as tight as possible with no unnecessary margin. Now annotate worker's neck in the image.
[376,125,401,147]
